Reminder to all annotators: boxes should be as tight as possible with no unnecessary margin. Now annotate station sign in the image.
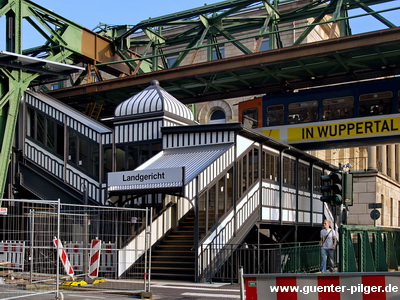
[107,167,184,192]
[259,114,400,146]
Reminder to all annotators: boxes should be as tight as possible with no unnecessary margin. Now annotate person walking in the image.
[320,219,337,272]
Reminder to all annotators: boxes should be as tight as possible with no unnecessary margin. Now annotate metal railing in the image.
[210,241,320,283]
[340,225,400,272]
[324,157,368,171]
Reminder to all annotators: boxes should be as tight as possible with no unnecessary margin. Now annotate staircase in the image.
[150,211,197,281]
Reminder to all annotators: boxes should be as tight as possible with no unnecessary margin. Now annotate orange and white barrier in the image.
[99,242,116,273]
[53,237,74,278]
[88,239,101,279]
[65,241,84,272]
[64,241,116,275]
[0,241,25,270]
[244,273,400,300]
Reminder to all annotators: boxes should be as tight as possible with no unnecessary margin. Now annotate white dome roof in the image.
[115,80,194,121]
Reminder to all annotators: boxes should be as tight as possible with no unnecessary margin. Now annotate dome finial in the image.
[151,80,160,86]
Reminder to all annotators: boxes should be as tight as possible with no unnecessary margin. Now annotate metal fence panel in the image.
[0,199,150,299]
[212,242,320,283]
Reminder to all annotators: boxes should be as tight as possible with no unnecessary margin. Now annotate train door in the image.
[238,97,262,128]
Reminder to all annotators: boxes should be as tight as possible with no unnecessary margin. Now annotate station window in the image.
[283,156,296,187]
[298,163,310,191]
[26,107,64,158]
[313,168,322,192]
[263,150,279,182]
[68,130,100,179]
[242,107,258,128]
[323,96,354,120]
[288,101,318,124]
[266,105,284,126]
[238,148,260,198]
[359,91,392,116]
[116,142,162,172]
[198,168,233,236]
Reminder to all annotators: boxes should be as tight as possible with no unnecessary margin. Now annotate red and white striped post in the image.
[88,238,101,279]
[53,237,74,278]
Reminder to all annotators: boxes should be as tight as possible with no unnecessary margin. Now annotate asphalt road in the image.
[1,280,242,300]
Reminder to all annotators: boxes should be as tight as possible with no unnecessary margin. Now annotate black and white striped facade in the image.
[21,91,113,205]
[113,80,197,144]
[25,92,113,145]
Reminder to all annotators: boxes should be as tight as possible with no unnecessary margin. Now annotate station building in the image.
[13,80,338,280]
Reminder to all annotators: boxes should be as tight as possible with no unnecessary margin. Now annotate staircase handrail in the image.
[197,183,260,282]
[118,201,192,277]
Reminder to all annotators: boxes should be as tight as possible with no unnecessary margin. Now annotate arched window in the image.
[209,109,226,124]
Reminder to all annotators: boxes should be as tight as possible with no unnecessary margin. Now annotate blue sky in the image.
[0,0,399,50]
[31,0,222,30]
[30,0,398,32]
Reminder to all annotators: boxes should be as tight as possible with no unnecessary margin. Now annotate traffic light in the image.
[343,172,353,206]
[320,172,342,205]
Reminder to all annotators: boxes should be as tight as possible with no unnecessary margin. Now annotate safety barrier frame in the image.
[0,199,150,299]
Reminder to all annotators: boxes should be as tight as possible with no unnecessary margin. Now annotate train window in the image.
[323,96,354,120]
[242,108,258,128]
[266,105,284,126]
[359,91,392,116]
[288,101,318,124]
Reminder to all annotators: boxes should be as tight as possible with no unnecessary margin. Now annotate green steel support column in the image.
[395,232,400,264]
[339,225,358,272]
[373,232,388,271]
[385,232,399,270]
[360,231,376,272]
[0,83,27,198]
[0,0,23,200]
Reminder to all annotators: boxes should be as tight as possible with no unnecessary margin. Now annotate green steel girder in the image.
[372,232,388,271]
[385,232,399,269]
[340,225,400,273]
[1,0,152,77]
[105,0,399,72]
[0,0,109,199]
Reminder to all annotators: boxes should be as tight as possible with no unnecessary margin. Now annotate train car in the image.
[238,77,400,149]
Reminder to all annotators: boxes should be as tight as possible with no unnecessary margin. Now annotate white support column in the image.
[380,145,387,175]
[368,146,377,171]
[388,144,395,179]
[396,144,400,181]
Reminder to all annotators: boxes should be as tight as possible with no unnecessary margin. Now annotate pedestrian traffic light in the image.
[320,172,342,205]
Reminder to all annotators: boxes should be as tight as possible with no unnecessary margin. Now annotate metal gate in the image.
[0,199,150,299]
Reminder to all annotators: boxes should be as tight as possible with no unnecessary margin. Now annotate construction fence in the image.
[0,199,150,299]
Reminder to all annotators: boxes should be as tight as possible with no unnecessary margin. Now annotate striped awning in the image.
[136,143,232,184]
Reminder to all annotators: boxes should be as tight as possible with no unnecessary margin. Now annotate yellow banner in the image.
[259,128,280,140]
[287,117,400,142]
